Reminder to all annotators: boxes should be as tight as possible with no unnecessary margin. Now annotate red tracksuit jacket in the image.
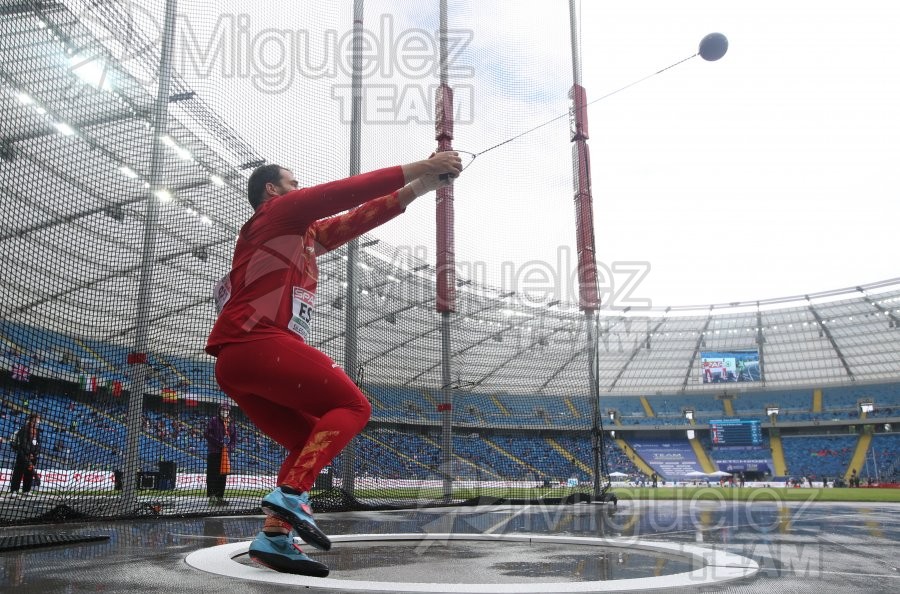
[206,166,406,355]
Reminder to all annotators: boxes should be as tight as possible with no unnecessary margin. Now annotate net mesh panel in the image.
[5,1,900,527]
[0,0,621,525]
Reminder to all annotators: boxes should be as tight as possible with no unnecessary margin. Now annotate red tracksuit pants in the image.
[214,335,371,492]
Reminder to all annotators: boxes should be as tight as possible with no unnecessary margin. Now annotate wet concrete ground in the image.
[1,498,898,593]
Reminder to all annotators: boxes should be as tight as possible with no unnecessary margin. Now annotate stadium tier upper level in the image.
[2,2,900,397]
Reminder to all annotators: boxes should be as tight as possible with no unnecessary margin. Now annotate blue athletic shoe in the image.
[248,532,329,577]
[261,486,332,551]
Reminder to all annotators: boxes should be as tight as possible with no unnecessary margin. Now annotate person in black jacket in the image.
[9,413,41,495]
[204,403,237,506]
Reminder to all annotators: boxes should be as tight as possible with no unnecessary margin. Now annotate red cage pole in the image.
[570,83,599,311]
[569,0,609,503]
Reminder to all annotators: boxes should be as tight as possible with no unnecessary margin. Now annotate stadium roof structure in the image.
[3,1,900,398]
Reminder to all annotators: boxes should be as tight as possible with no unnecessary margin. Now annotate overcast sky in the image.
[164,0,900,309]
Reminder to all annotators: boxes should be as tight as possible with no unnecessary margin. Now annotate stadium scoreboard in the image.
[709,419,762,446]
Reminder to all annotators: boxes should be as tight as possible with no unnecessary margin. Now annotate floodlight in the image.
[69,54,114,91]
[53,122,76,136]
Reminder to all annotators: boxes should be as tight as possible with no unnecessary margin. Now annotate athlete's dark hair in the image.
[247,164,285,210]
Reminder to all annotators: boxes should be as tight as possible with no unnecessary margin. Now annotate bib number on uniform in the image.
[213,274,232,315]
[288,287,315,341]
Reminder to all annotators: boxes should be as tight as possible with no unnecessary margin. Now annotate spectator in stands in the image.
[8,413,41,496]
[204,403,237,506]
[205,153,462,576]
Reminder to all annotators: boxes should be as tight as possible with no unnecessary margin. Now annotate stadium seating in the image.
[780,434,857,481]
[2,320,900,490]
[867,433,900,482]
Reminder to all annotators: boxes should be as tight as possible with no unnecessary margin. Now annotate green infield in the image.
[609,486,900,503]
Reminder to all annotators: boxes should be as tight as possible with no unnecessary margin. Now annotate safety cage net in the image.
[0,0,628,525]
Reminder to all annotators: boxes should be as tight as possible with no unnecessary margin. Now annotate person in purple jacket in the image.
[204,403,238,506]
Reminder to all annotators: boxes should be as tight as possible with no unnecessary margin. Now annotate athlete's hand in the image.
[401,152,462,184]
[426,151,462,179]
[407,173,450,198]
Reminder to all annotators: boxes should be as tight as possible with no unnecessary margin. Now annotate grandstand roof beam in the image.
[405,328,506,387]
[0,78,156,186]
[104,295,212,342]
[0,1,65,18]
[681,309,713,391]
[807,303,855,381]
[1,110,144,145]
[470,325,572,390]
[10,0,262,174]
[610,316,667,391]
[539,344,588,391]
[397,302,517,385]
[361,323,441,368]
[858,287,900,328]
[319,298,436,349]
[0,172,211,243]
[3,65,231,198]
[10,237,231,316]
[80,0,264,168]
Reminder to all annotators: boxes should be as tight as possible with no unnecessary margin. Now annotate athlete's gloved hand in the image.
[408,173,452,197]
